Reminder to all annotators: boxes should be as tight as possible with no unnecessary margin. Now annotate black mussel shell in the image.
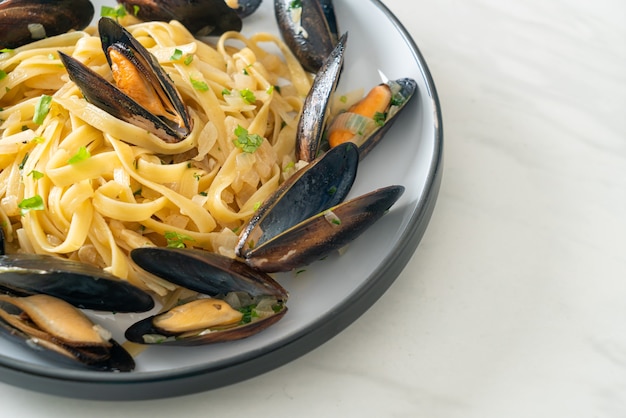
[58,18,193,143]
[236,141,359,259]
[274,0,339,73]
[295,32,347,162]
[234,0,263,18]
[242,185,405,272]
[126,248,288,346]
[130,247,287,299]
[0,254,154,312]
[117,0,242,36]
[0,0,94,49]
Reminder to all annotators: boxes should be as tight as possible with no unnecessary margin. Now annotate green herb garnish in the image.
[190,76,209,91]
[101,5,127,19]
[233,125,263,153]
[390,92,406,107]
[164,231,194,248]
[33,95,52,124]
[170,49,183,61]
[68,146,91,164]
[373,111,387,127]
[18,153,28,170]
[0,70,7,80]
[238,304,259,324]
[18,195,44,216]
[28,170,44,180]
[240,88,256,104]
[184,54,194,65]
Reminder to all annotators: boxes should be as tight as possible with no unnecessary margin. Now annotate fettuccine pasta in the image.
[0,20,311,295]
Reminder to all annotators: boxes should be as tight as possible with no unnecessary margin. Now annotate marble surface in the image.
[1,0,625,416]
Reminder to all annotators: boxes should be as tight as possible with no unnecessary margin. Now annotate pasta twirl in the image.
[0,20,310,295]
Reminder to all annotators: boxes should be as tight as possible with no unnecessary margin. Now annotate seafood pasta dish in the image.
[0,0,416,367]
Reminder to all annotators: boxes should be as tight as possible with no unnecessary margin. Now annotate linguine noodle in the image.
[0,20,312,296]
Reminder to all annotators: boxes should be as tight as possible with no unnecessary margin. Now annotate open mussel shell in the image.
[275,0,340,73]
[58,18,193,144]
[0,294,135,372]
[236,141,359,261]
[117,0,243,36]
[335,77,419,160]
[0,253,154,313]
[295,32,347,163]
[242,185,405,272]
[0,0,94,49]
[125,248,288,346]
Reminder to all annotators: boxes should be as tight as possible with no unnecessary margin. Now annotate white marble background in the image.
[1,0,625,416]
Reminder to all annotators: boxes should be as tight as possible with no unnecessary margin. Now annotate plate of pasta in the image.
[0,0,442,399]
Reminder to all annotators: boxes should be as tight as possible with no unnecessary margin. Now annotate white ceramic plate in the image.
[0,0,442,399]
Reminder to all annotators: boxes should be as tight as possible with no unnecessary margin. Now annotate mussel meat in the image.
[275,0,340,73]
[0,294,135,371]
[59,17,193,144]
[125,248,288,345]
[0,0,94,49]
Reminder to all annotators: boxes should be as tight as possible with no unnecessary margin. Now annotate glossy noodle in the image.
[0,20,311,296]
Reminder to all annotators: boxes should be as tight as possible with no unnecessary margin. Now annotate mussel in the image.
[0,294,135,371]
[232,31,414,272]
[125,248,288,346]
[275,0,340,73]
[0,228,150,370]
[235,142,405,272]
[59,18,193,144]
[295,33,418,162]
[0,254,155,313]
[116,0,261,36]
[0,0,94,49]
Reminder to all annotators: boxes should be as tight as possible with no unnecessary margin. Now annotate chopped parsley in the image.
[18,153,28,170]
[170,49,183,61]
[184,54,194,65]
[28,170,44,180]
[190,76,209,91]
[33,95,52,124]
[100,5,128,19]
[0,70,7,80]
[373,111,387,127]
[390,92,407,107]
[68,146,91,164]
[238,304,260,324]
[240,88,256,104]
[233,125,263,153]
[164,231,194,248]
[18,195,44,216]
[289,0,302,9]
